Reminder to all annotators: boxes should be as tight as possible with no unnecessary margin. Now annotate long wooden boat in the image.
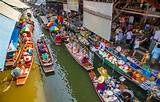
[65,43,94,71]
[89,69,138,102]
[16,41,34,85]
[36,38,54,73]
[89,70,105,102]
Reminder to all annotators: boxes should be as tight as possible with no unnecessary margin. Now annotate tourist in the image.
[115,29,124,45]
[132,37,147,56]
[140,51,150,65]
[150,44,160,66]
[126,30,133,45]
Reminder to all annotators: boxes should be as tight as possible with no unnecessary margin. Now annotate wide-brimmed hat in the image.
[24,55,31,62]
[102,69,107,74]
[116,46,121,52]
[23,33,27,37]
[98,76,105,83]
[119,76,126,82]
[106,90,113,96]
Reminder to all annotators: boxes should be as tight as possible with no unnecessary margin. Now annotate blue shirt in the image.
[151,47,160,59]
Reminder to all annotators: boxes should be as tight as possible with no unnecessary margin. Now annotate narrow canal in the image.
[32,9,100,102]
[0,10,100,102]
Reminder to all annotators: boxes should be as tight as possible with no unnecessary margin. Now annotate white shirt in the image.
[154,30,160,41]
[129,16,134,24]
[126,31,133,40]
[117,32,123,41]
[134,40,140,49]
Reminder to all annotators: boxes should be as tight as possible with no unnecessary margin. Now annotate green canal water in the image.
[0,15,99,102]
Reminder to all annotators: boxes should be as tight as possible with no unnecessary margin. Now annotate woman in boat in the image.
[81,51,89,64]
[55,33,61,45]
[72,42,78,54]
[78,47,84,60]
[42,52,50,62]
[26,46,33,55]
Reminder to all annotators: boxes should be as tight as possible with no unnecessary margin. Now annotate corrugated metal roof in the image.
[2,0,30,8]
[0,2,21,21]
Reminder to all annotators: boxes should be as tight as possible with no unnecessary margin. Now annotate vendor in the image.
[55,33,61,43]
[42,52,49,60]
[81,52,89,64]
[100,39,106,50]
[72,42,78,54]
[26,46,33,55]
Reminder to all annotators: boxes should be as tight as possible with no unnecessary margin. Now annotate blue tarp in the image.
[0,14,16,71]
[8,28,20,52]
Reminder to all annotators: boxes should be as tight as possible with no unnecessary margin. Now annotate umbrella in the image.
[50,19,55,23]
[49,26,59,31]
[11,67,21,77]
[21,27,31,32]
[47,22,52,27]
[52,16,58,19]
[51,23,57,26]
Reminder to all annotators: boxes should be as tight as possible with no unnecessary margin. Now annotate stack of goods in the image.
[20,20,34,43]
[98,48,147,85]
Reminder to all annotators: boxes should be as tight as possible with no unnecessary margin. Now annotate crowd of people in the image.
[113,16,160,69]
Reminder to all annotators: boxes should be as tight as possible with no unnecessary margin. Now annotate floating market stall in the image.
[71,27,160,100]
[89,67,139,102]
[5,27,22,67]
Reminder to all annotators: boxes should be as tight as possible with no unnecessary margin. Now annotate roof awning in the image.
[0,14,16,71]
[0,2,21,21]
[40,16,48,24]
[2,0,30,9]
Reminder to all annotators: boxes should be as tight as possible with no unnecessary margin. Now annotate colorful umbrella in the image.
[49,26,59,31]
[51,23,57,26]
[21,27,31,32]
[50,17,57,20]
[53,16,58,19]
[47,22,52,27]
[50,19,55,23]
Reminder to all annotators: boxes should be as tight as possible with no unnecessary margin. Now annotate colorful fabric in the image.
[42,53,49,59]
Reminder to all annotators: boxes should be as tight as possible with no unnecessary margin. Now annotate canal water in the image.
[0,10,99,102]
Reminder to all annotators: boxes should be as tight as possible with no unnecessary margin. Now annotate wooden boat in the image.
[16,41,34,85]
[65,43,94,71]
[36,38,54,73]
[89,70,105,102]
[5,44,22,67]
[89,68,139,102]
